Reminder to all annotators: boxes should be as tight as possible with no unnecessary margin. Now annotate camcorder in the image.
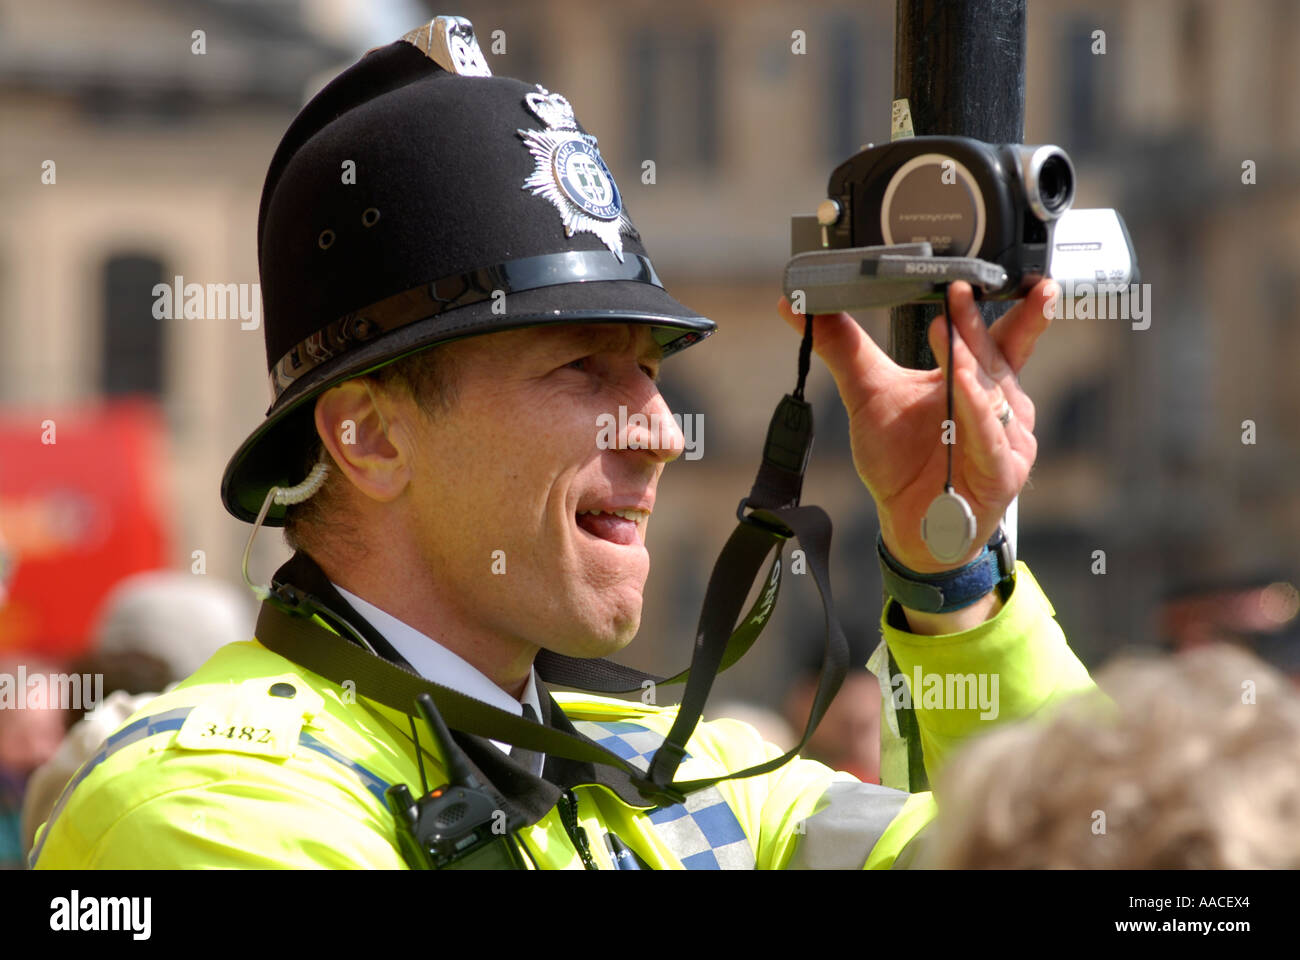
[784,136,1138,313]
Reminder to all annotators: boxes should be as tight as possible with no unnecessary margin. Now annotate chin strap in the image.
[251,312,852,812]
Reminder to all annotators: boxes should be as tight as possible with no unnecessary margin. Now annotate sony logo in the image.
[904,263,950,275]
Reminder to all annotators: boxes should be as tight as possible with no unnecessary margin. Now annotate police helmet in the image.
[220,17,714,524]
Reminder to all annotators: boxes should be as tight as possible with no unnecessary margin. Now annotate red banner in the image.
[0,399,170,656]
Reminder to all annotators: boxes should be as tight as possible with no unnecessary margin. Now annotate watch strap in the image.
[877,526,1015,614]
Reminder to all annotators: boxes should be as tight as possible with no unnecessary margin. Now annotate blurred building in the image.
[1,0,1296,697]
[0,0,355,649]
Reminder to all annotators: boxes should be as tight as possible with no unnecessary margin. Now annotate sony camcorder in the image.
[785,136,1137,313]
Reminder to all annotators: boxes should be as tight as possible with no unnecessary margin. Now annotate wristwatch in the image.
[877,524,1016,614]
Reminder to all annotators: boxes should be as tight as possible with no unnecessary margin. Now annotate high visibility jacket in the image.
[31,561,1092,870]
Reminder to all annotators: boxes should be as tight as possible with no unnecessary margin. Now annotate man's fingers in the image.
[944,282,1014,381]
[932,283,1040,433]
[931,311,1037,480]
[929,298,998,393]
[988,279,1057,374]
[949,366,1015,482]
[777,296,895,414]
[951,363,1037,498]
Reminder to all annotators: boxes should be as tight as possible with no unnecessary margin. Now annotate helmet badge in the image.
[518,86,635,261]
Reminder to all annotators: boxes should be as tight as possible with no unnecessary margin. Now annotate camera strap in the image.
[253,315,850,811]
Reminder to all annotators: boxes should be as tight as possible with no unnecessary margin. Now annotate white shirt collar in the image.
[332,583,541,761]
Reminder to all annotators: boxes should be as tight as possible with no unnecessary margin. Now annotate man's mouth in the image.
[576,508,649,546]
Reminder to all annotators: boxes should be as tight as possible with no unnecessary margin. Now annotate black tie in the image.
[510,703,543,777]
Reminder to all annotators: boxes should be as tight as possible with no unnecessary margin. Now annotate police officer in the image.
[32,17,1092,869]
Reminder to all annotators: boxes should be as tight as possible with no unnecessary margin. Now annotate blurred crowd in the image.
[926,643,1300,868]
[0,573,252,868]
[5,561,1300,869]
[4,554,1299,869]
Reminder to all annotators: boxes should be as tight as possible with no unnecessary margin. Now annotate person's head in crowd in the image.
[90,570,254,684]
[0,652,66,867]
[11,574,253,864]
[60,649,172,729]
[1161,575,1298,653]
[783,668,881,784]
[0,653,66,783]
[781,614,883,783]
[926,643,1300,868]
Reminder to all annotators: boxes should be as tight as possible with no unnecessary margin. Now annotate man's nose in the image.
[625,389,684,464]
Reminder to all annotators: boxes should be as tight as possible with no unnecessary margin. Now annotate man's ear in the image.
[314,380,412,504]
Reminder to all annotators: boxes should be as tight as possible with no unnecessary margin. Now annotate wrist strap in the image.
[877,526,1014,614]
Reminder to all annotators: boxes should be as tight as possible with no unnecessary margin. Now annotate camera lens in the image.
[1037,155,1073,215]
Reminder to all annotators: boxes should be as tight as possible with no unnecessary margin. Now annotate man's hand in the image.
[777,280,1057,623]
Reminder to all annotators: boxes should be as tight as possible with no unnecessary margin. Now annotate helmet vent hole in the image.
[318,229,335,250]
[362,207,381,228]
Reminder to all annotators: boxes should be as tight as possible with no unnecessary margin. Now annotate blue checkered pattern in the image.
[571,719,755,870]
[570,718,687,774]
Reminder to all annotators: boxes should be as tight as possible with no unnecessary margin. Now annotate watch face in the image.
[921,491,977,564]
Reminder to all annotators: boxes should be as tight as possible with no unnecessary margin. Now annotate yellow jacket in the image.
[31,562,1091,869]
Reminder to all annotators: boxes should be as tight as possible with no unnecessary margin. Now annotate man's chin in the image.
[543,608,641,660]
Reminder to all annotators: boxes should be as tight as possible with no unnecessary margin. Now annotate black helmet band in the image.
[270,250,663,400]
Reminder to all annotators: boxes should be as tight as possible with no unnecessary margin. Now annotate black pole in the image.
[882,0,1027,795]
[890,0,1027,368]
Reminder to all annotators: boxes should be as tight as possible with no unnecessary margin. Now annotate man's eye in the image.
[640,364,659,382]
[566,357,589,371]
